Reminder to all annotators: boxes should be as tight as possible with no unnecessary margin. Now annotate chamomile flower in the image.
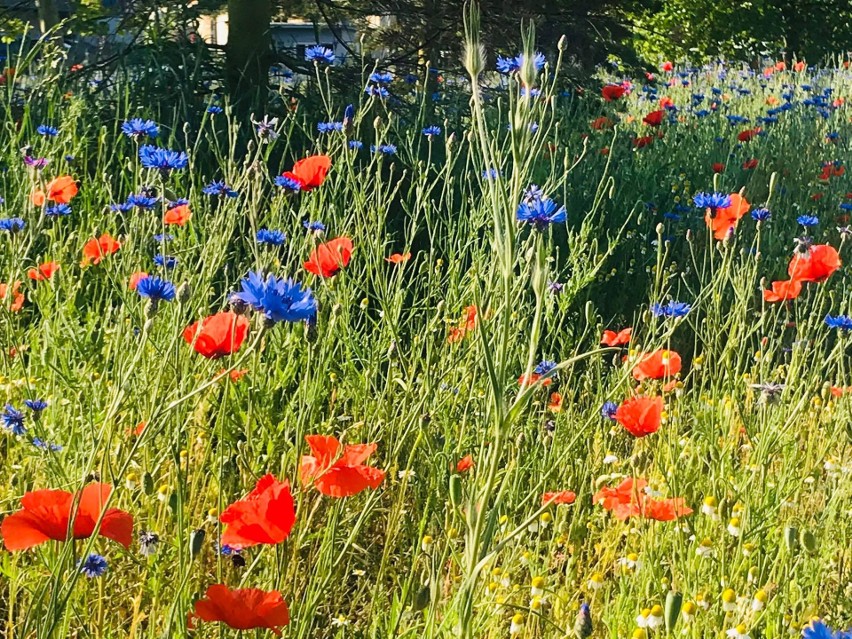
[530,576,545,598]
[726,624,750,639]
[509,613,524,635]
[696,537,714,557]
[682,600,697,622]
[727,517,742,537]
[618,553,642,571]
[587,573,604,590]
[421,535,433,552]
[701,495,719,519]
[722,588,738,612]
[752,589,768,611]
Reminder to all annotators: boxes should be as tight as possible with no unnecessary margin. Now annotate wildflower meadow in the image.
[1,9,851,639]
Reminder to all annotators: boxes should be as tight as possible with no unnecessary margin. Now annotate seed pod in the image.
[176,282,191,304]
[665,591,682,632]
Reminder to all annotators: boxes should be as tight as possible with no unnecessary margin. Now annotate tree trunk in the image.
[226,0,273,112]
[35,0,60,34]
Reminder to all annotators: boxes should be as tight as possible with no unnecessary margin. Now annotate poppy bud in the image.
[801,529,817,552]
[784,525,799,551]
[143,472,154,496]
[665,591,682,632]
[449,474,463,508]
[144,299,158,319]
[177,282,191,304]
[190,528,205,559]
[413,583,431,611]
[558,35,567,51]
[387,340,398,360]
[143,318,155,332]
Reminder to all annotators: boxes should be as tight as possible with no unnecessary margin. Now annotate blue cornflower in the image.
[317,121,344,133]
[32,437,62,452]
[121,118,159,139]
[138,145,188,172]
[303,220,325,234]
[231,271,317,324]
[693,192,731,213]
[751,208,771,222]
[110,202,134,213]
[202,180,238,198]
[256,228,286,246]
[798,215,819,227]
[726,115,748,124]
[2,404,26,435]
[136,276,176,302]
[422,125,442,137]
[126,193,159,209]
[600,401,618,420]
[24,399,48,413]
[0,217,25,233]
[154,233,174,243]
[803,619,851,639]
[45,204,71,217]
[369,71,394,84]
[839,203,852,212]
[252,115,279,142]
[523,184,545,203]
[154,254,177,269]
[305,45,335,64]
[516,197,566,230]
[826,132,840,141]
[825,314,852,331]
[547,281,564,294]
[274,175,302,192]
[365,85,389,98]
[78,554,108,578]
[348,140,363,150]
[496,55,520,74]
[167,198,189,209]
[534,360,557,376]
[207,105,223,115]
[520,87,541,99]
[372,144,397,155]
[37,124,59,137]
[343,103,355,126]
[482,167,501,180]
[663,212,681,222]
[651,300,691,318]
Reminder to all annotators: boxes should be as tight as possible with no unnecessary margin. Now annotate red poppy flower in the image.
[763,279,802,303]
[591,116,613,130]
[183,311,250,359]
[794,61,805,72]
[218,368,249,382]
[542,490,576,506]
[518,372,552,387]
[658,96,674,109]
[281,155,331,192]
[642,110,665,127]
[615,396,663,437]
[193,585,290,636]
[163,204,192,226]
[705,192,750,240]
[0,281,25,312]
[601,327,632,346]
[640,497,693,521]
[129,271,149,290]
[385,252,411,264]
[304,237,353,278]
[547,392,563,412]
[787,244,841,283]
[27,262,59,282]
[661,61,673,72]
[593,477,647,510]
[448,305,478,343]
[456,454,474,473]
[32,175,78,206]
[737,127,761,142]
[1,483,133,551]
[712,162,725,173]
[601,84,626,101]
[632,349,681,381]
[633,135,654,149]
[742,158,759,170]
[300,435,386,497]
[81,233,121,266]
[220,474,296,549]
